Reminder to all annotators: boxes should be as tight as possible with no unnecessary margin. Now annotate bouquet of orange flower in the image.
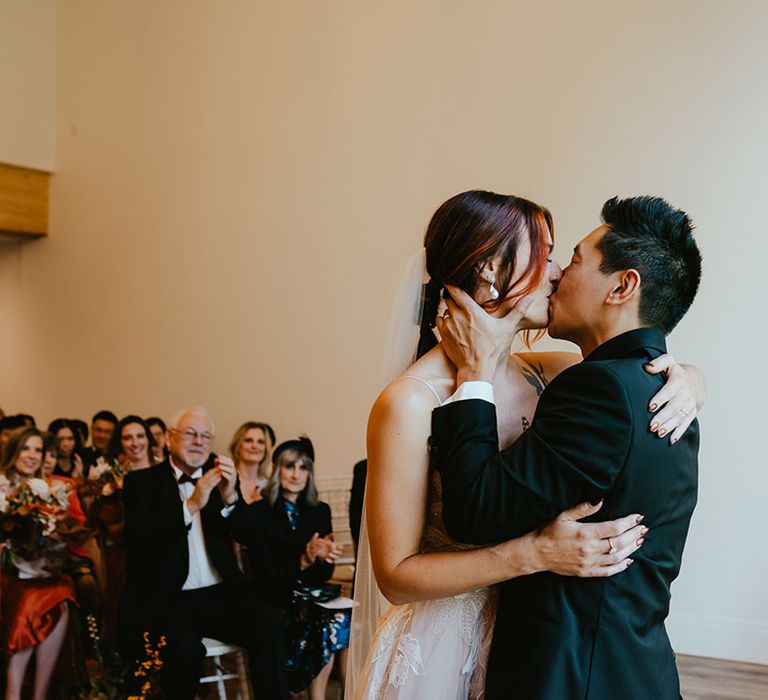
[0,474,88,576]
[82,458,128,501]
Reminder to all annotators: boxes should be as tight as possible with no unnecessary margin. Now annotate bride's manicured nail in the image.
[626,559,634,567]
[658,428,667,437]
[637,538,644,546]
[636,515,645,523]
[650,422,659,432]
[641,526,649,535]
[670,437,678,445]
[649,403,657,412]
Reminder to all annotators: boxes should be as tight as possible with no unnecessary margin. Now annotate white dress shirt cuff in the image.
[441,381,495,406]
[182,500,194,527]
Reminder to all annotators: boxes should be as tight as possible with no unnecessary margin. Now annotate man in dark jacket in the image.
[120,406,287,699]
[432,196,702,699]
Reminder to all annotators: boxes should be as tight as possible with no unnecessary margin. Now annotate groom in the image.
[431,196,702,699]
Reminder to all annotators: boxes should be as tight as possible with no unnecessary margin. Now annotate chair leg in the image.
[214,653,227,700]
[235,649,251,700]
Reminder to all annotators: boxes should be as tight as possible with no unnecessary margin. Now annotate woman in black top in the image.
[231,437,349,700]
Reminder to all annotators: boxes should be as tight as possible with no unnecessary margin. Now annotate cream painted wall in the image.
[0,0,56,170]
[0,0,766,663]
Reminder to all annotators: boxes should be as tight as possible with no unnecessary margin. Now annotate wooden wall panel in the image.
[0,162,50,236]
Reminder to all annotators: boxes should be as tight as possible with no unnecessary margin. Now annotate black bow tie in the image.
[178,473,199,485]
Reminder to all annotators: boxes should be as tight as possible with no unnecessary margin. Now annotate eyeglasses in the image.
[170,428,215,443]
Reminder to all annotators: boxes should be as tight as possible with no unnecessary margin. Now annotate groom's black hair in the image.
[598,196,702,334]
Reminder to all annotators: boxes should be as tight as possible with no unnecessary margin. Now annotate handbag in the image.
[292,582,341,604]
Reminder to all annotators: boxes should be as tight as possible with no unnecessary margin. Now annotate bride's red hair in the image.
[417,190,553,358]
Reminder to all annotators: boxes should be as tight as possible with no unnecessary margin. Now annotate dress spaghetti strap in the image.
[400,375,442,405]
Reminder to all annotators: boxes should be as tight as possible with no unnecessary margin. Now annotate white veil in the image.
[345,249,428,698]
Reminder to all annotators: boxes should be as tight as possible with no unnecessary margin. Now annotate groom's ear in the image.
[605,268,641,306]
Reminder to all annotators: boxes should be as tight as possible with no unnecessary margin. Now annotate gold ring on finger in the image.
[607,537,617,555]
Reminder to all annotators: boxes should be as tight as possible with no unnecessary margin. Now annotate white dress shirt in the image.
[442,380,496,406]
[170,460,233,591]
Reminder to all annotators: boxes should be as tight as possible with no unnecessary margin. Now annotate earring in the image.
[488,273,499,300]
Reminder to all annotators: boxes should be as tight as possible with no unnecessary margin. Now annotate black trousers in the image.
[141,583,288,700]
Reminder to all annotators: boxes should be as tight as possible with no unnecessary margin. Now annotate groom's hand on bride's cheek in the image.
[435,286,490,380]
[437,286,533,383]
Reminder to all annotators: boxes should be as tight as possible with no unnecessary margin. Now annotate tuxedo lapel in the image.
[159,462,186,516]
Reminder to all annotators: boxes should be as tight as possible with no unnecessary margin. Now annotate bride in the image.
[348,190,704,699]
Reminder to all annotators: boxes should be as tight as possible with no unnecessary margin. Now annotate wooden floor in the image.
[678,654,768,699]
[317,655,768,699]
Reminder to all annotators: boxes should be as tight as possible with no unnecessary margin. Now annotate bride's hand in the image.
[644,354,705,444]
[532,501,647,577]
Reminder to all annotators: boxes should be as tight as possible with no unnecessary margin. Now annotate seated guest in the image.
[40,432,100,642]
[47,418,85,478]
[1,428,77,700]
[231,437,349,700]
[230,421,276,504]
[119,406,287,699]
[146,416,169,462]
[90,415,157,647]
[81,410,118,475]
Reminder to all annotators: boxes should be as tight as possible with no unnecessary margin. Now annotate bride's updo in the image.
[417,190,553,359]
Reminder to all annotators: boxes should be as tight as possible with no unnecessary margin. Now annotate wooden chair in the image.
[315,475,356,596]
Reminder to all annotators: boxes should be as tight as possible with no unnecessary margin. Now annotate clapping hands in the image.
[214,456,238,505]
[187,456,239,515]
[304,532,342,566]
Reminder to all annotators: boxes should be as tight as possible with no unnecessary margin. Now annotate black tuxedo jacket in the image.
[122,458,246,606]
[229,496,334,608]
[431,328,699,700]
[81,446,103,478]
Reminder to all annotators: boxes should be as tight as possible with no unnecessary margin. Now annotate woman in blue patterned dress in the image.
[231,436,349,699]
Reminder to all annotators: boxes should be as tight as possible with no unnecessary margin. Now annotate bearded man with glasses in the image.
[119,406,288,699]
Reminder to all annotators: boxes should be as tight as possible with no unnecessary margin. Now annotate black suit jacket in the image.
[431,328,699,700]
[122,458,246,611]
[81,446,103,478]
[229,496,334,608]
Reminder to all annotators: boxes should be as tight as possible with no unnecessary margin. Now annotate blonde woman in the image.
[230,421,276,503]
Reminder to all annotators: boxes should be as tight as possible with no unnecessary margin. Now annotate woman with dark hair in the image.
[90,415,156,646]
[229,421,276,503]
[349,191,707,698]
[104,415,157,470]
[0,428,77,700]
[231,437,350,700]
[47,418,84,479]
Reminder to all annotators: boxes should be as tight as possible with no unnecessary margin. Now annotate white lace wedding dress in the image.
[353,470,498,700]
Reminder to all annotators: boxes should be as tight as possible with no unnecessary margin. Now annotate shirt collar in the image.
[583,327,667,363]
[169,457,203,482]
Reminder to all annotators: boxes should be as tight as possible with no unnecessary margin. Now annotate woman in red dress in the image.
[1,427,77,700]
